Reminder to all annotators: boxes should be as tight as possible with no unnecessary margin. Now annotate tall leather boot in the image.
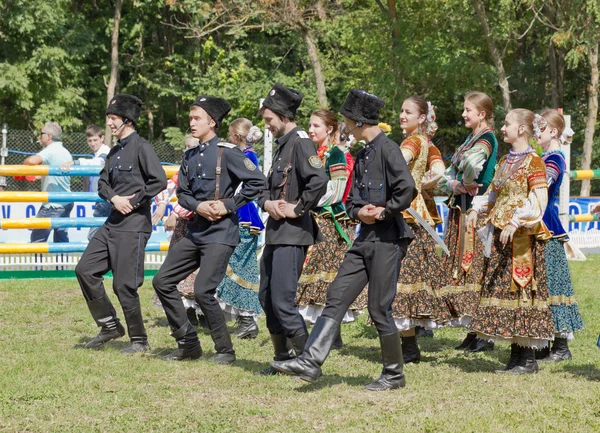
[509,346,539,374]
[455,332,477,350]
[466,337,495,353]
[332,328,343,350]
[163,321,202,361]
[120,307,150,354]
[495,343,521,373]
[402,335,421,364]
[270,316,339,383]
[233,316,259,339]
[290,332,307,356]
[540,337,572,362]
[535,346,550,360]
[84,296,125,349]
[209,324,236,364]
[255,333,295,376]
[364,332,406,391]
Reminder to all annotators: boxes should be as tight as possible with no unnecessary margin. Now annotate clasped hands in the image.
[196,200,229,222]
[358,204,385,225]
[452,180,481,197]
[264,200,300,220]
[466,210,517,246]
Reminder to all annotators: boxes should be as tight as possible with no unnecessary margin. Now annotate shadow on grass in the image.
[439,354,503,373]
[560,362,600,381]
[72,336,130,350]
[293,373,381,392]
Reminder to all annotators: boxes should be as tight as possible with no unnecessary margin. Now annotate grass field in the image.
[0,258,599,433]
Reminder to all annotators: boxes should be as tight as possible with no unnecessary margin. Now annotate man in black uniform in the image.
[271,89,418,391]
[256,83,328,375]
[76,94,168,354]
[152,96,267,364]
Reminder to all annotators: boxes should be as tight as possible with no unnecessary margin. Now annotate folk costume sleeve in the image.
[221,147,268,213]
[400,135,421,165]
[129,143,168,209]
[544,153,564,188]
[510,156,548,228]
[317,147,349,207]
[421,143,445,190]
[155,173,178,205]
[293,139,329,216]
[457,137,494,185]
[379,144,418,221]
[438,165,458,193]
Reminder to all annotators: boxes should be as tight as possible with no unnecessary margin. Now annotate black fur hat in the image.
[191,96,232,127]
[339,89,385,125]
[261,83,303,119]
[105,94,143,125]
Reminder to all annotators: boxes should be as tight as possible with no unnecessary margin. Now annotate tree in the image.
[104,0,122,145]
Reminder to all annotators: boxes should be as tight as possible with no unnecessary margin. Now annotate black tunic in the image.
[346,132,417,242]
[257,127,328,246]
[177,136,267,247]
[98,131,167,233]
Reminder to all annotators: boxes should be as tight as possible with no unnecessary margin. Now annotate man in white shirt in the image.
[24,122,73,243]
[61,125,112,239]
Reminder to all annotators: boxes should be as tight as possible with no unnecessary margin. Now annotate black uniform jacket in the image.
[257,127,328,246]
[347,132,417,242]
[98,131,168,233]
[177,136,267,247]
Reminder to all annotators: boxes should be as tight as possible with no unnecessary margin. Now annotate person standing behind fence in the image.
[75,94,167,354]
[60,125,112,240]
[23,122,74,243]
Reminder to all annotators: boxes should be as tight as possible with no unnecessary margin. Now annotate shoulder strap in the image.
[278,139,298,201]
[215,148,224,200]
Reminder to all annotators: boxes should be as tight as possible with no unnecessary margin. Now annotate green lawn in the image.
[0,258,599,433]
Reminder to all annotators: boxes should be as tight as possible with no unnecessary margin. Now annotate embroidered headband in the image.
[560,126,574,145]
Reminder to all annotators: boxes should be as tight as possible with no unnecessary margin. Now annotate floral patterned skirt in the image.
[391,224,452,330]
[545,238,584,337]
[469,231,555,348]
[296,215,367,316]
[438,207,487,325]
[216,225,263,315]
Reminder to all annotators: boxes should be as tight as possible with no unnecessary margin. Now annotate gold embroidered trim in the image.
[225,266,259,291]
[395,282,436,294]
[478,297,549,309]
[298,271,337,284]
[437,284,481,296]
[548,295,578,305]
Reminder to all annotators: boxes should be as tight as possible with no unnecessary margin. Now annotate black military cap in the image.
[261,83,303,119]
[192,96,232,127]
[339,89,385,125]
[106,93,143,125]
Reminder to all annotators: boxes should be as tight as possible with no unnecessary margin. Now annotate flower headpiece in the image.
[426,101,438,137]
[246,125,261,144]
[560,126,574,145]
[533,114,547,139]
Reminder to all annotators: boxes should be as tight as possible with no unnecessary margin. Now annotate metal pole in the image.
[559,114,571,232]
[0,123,7,189]
[260,98,273,176]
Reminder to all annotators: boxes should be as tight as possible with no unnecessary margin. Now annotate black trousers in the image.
[259,244,308,338]
[152,237,233,332]
[75,225,150,315]
[323,239,409,335]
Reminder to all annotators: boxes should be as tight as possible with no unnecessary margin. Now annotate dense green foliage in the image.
[1,0,600,181]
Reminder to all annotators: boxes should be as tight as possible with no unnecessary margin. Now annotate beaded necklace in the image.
[542,149,565,160]
[451,126,493,169]
[494,147,535,190]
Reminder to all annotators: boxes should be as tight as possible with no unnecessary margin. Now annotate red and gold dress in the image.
[391,133,452,330]
[468,149,554,348]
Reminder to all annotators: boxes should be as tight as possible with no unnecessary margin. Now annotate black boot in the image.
[186,308,199,327]
[540,338,572,362]
[290,332,307,356]
[415,326,434,338]
[466,337,495,353]
[163,321,202,361]
[233,316,259,339]
[270,316,340,383]
[455,332,477,350]
[535,346,550,360]
[401,335,421,364]
[84,296,125,349]
[255,333,294,376]
[364,332,406,391]
[495,343,521,373]
[332,328,343,350]
[120,307,151,354]
[509,346,539,374]
[209,324,236,364]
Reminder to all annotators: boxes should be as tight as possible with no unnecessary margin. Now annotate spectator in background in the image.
[23,122,73,243]
[61,125,112,240]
